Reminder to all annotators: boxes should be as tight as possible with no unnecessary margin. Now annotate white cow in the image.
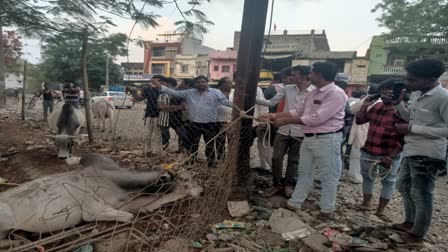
[92,99,115,133]
[47,103,86,159]
[0,154,200,238]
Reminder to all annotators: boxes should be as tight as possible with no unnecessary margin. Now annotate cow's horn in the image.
[44,135,56,139]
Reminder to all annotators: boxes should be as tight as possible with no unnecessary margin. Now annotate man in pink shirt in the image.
[259,62,348,221]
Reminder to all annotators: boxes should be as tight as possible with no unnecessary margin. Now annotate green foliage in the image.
[373,0,448,37]
[40,32,127,90]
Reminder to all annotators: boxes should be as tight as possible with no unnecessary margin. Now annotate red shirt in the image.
[356,102,406,156]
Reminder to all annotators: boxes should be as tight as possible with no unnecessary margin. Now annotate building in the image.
[233,29,366,94]
[121,62,144,78]
[367,35,448,83]
[208,50,238,81]
[174,54,197,79]
[143,34,214,77]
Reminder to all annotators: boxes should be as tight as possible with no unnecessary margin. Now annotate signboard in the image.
[124,74,153,80]
[109,85,124,92]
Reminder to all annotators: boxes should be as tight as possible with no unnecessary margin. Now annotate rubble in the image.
[268,208,309,234]
[227,201,251,217]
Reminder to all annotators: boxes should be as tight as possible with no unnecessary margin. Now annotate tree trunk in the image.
[81,27,94,144]
[228,0,269,183]
[0,18,6,109]
[21,61,27,120]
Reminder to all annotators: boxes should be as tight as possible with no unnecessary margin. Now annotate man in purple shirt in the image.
[259,62,347,221]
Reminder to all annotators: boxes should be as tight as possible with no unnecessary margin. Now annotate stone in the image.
[94,232,131,252]
[289,239,304,251]
[159,238,190,252]
[24,141,34,145]
[207,233,218,242]
[295,210,316,224]
[301,233,329,252]
[253,206,272,220]
[218,233,233,241]
[255,229,286,247]
[269,208,308,234]
[227,201,251,217]
[211,248,234,252]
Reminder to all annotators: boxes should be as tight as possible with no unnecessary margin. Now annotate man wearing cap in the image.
[259,62,347,221]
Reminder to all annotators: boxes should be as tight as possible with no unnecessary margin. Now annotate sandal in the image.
[375,212,392,222]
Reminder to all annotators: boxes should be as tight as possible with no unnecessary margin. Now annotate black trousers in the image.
[188,122,221,166]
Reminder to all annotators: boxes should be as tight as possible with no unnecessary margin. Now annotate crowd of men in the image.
[144,59,447,246]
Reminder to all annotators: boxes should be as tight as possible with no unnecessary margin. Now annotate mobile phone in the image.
[392,81,405,100]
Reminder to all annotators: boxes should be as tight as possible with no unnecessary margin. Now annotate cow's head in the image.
[51,104,81,159]
[55,135,76,159]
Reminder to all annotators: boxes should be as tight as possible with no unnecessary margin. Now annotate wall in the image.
[350,58,369,84]
[209,59,237,81]
[174,56,196,78]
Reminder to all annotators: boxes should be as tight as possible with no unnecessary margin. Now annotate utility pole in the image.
[81,28,94,143]
[105,53,109,88]
[21,61,27,120]
[228,0,269,182]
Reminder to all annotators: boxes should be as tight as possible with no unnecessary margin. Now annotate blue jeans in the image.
[288,132,343,213]
[396,156,445,237]
[360,151,401,200]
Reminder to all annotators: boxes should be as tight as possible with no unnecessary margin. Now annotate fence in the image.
[7,85,265,252]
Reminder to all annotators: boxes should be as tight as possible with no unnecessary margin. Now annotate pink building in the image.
[208,51,238,81]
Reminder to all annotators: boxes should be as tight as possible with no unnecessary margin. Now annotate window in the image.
[152,48,165,57]
[393,59,404,66]
[222,65,230,73]
[165,49,177,58]
[181,64,189,73]
[152,63,166,75]
[357,65,366,68]
[213,65,219,72]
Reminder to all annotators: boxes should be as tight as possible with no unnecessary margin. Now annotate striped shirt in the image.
[157,93,170,127]
[63,85,80,104]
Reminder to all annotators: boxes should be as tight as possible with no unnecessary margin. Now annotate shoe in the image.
[260,185,283,198]
[390,222,413,233]
[284,185,295,198]
[317,212,335,222]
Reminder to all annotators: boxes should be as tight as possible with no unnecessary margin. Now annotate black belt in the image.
[304,128,343,137]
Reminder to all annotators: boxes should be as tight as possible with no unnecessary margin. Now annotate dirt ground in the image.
[1,105,448,252]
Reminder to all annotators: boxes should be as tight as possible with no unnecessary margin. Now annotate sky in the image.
[22,0,386,64]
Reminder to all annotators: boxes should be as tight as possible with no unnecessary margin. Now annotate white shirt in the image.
[257,84,314,137]
[253,87,269,127]
[217,90,234,123]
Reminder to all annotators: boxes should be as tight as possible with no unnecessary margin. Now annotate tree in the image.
[40,31,127,90]
[0,0,213,108]
[2,31,23,65]
[373,0,448,37]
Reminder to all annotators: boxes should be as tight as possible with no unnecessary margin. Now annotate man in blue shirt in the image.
[152,75,232,167]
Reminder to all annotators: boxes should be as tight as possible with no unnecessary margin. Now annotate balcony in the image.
[383,65,405,74]
[385,36,448,46]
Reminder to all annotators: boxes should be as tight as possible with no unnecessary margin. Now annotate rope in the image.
[233,110,394,181]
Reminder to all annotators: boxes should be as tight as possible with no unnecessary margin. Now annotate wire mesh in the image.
[4,82,270,252]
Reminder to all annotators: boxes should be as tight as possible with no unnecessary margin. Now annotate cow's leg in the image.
[108,117,113,133]
[82,200,134,223]
[101,118,105,132]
